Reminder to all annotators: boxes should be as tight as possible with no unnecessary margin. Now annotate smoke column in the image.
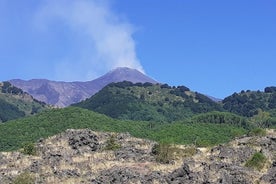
[35,0,144,81]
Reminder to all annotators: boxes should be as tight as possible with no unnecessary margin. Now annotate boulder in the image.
[67,129,100,153]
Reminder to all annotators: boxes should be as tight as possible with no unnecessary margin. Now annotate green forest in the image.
[74,82,276,127]
[1,82,276,152]
[73,82,223,122]
[0,107,248,151]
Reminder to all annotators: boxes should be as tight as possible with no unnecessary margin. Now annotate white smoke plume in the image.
[35,0,144,81]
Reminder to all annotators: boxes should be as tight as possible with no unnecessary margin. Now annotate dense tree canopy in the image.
[74,82,222,122]
[222,88,276,117]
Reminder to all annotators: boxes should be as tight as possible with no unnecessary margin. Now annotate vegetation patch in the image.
[149,122,247,147]
[152,143,197,164]
[192,111,252,129]
[12,172,35,184]
[245,152,267,171]
[73,82,223,122]
[248,128,266,137]
[152,142,173,164]
[104,134,121,151]
[21,142,37,156]
[0,107,247,152]
[0,82,48,122]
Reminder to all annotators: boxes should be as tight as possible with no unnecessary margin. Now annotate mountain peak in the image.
[108,67,145,75]
[110,67,140,72]
[9,68,158,107]
[98,67,157,84]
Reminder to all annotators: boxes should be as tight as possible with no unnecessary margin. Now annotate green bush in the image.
[151,143,197,164]
[245,152,267,171]
[21,142,37,156]
[248,128,266,136]
[104,134,121,151]
[151,142,173,164]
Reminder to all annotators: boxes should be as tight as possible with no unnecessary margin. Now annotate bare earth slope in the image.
[0,129,275,184]
[9,67,157,107]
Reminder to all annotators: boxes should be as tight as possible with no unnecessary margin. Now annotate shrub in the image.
[104,134,121,151]
[170,145,197,159]
[152,143,197,164]
[151,142,172,164]
[248,128,266,136]
[245,152,267,171]
[21,142,37,156]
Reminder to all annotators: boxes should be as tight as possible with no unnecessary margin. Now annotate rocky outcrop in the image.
[0,129,275,184]
[261,161,276,183]
[166,163,198,183]
[91,167,168,184]
[68,129,100,153]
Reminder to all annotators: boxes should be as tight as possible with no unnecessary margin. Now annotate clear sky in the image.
[0,0,275,98]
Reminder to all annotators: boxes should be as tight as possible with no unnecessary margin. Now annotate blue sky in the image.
[0,0,275,98]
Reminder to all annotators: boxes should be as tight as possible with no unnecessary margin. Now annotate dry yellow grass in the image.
[149,161,183,173]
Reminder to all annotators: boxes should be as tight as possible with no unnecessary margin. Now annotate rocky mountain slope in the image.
[0,129,275,183]
[0,81,48,122]
[9,67,157,107]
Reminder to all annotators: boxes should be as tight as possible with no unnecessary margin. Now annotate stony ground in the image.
[0,129,275,184]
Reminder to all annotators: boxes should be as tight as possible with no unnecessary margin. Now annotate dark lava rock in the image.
[115,147,153,162]
[117,132,131,140]
[166,163,199,184]
[43,152,63,166]
[208,162,229,171]
[144,171,167,183]
[213,145,254,164]
[68,129,100,153]
[0,153,6,165]
[256,136,276,152]
[220,166,252,184]
[91,167,168,184]
[91,167,143,184]
[29,160,42,173]
[261,162,276,183]
[54,169,80,178]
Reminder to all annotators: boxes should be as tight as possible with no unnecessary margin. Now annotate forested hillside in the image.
[0,82,48,122]
[223,87,276,125]
[73,82,276,128]
[1,81,275,152]
[0,107,247,151]
[73,82,223,122]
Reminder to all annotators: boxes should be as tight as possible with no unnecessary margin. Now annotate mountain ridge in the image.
[73,81,224,122]
[9,67,158,107]
[0,81,48,122]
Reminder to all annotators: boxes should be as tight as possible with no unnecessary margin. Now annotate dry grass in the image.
[1,129,275,183]
[266,128,275,136]
[150,162,183,173]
